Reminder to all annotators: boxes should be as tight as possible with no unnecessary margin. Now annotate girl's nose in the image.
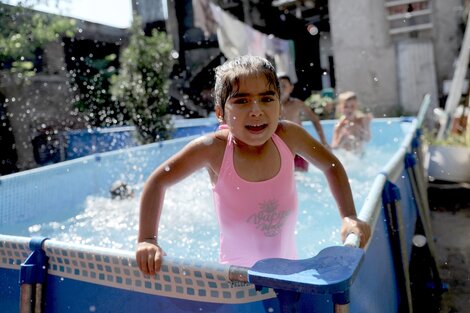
[249,99,262,116]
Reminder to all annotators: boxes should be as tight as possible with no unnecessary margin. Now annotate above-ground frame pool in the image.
[0,100,442,312]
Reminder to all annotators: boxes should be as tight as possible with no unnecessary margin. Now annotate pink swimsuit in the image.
[212,133,298,267]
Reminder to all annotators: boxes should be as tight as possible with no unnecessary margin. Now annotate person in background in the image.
[278,74,329,171]
[136,55,370,275]
[331,91,373,154]
[110,180,134,200]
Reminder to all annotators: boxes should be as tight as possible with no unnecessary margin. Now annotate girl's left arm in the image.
[281,122,371,247]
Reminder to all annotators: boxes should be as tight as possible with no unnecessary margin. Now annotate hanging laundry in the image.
[208,2,297,83]
[192,0,218,38]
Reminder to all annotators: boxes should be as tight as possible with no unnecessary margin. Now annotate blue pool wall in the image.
[62,118,220,161]
[0,117,426,312]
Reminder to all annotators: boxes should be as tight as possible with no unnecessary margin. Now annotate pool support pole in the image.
[404,152,445,294]
[382,180,414,313]
[19,237,49,313]
[229,245,364,313]
[404,153,438,263]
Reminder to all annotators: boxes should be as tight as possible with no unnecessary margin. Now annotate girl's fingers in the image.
[154,255,162,272]
[136,242,165,275]
[147,253,155,275]
[137,252,148,275]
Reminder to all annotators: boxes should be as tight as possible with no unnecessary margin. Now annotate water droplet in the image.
[202,136,214,145]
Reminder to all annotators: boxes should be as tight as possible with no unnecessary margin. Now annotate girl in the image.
[136,56,370,275]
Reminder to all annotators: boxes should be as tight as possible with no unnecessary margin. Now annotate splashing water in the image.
[27,144,393,262]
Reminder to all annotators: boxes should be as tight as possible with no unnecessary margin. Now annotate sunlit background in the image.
[1,0,140,28]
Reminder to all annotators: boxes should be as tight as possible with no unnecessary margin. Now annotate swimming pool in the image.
[0,102,438,312]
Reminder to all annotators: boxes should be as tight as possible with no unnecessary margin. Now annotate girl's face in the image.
[221,74,280,146]
[342,99,357,119]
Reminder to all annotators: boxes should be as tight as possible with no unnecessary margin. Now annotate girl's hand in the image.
[341,216,371,248]
[136,240,165,275]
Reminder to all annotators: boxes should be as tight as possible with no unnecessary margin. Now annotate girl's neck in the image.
[232,135,271,155]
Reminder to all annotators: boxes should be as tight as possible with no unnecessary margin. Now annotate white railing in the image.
[437,13,470,139]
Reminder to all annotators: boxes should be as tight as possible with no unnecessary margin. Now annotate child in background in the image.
[136,56,370,275]
[331,91,373,154]
[278,74,329,171]
[110,180,134,200]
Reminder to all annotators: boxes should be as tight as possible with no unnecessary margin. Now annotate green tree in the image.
[0,1,75,78]
[70,53,131,127]
[111,15,174,143]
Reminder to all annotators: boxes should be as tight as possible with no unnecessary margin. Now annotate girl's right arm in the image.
[136,134,222,275]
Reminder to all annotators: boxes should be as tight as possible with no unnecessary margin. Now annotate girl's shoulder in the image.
[275,120,307,143]
[276,119,297,134]
[275,120,328,157]
[188,130,228,154]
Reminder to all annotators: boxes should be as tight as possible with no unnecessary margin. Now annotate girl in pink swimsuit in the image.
[136,56,371,274]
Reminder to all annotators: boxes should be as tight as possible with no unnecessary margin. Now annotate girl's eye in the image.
[233,98,248,104]
[261,97,275,102]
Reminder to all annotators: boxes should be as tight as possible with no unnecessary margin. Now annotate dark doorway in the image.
[0,93,19,175]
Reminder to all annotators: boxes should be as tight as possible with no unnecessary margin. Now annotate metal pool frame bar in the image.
[0,95,444,312]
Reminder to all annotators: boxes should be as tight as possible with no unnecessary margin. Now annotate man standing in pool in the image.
[278,74,329,171]
[136,55,371,274]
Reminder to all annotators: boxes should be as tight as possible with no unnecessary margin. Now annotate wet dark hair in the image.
[110,180,134,200]
[213,55,280,116]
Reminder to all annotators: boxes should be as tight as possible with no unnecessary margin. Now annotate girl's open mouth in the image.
[245,123,268,132]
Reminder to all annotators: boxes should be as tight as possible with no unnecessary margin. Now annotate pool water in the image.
[23,134,399,263]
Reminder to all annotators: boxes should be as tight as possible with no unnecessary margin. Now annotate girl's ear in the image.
[215,105,224,122]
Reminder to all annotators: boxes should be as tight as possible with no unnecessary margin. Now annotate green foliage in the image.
[304,93,335,119]
[422,128,470,148]
[0,1,76,77]
[70,53,130,127]
[111,15,174,143]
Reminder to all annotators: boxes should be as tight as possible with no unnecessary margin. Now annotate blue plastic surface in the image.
[382,181,402,205]
[411,130,422,149]
[248,246,364,297]
[19,237,49,285]
[0,119,425,313]
[404,152,417,169]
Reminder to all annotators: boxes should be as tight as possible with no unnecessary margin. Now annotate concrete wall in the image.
[329,0,464,117]
[329,0,398,116]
